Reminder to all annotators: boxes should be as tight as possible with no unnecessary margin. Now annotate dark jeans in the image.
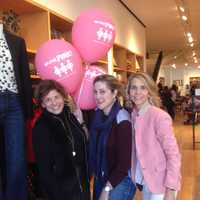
[93,176,136,200]
[0,91,27,200]
[109,176,136,200]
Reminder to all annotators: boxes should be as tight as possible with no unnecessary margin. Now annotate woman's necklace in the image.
[54,115,76,157]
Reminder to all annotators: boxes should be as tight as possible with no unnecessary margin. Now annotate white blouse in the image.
[0,24,18,93]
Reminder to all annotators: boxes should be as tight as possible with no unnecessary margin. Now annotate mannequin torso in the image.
[0,23,3,37]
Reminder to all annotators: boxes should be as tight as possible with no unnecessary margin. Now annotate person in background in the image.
[183,95,200,125]
[190,84,196,96]
[161,86,176,120]
[157,81,164,98]
[170,84,178,103]
[32,80,90,200]
[170,84,178,119]
[185,84,190,96]
[89,74,136,200]
[127,72,181,200]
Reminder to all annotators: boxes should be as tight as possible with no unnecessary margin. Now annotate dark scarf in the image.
[89,101,121,196]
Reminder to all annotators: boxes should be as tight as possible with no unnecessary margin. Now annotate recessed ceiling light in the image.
[188,37,193,43]
[174,56,177,59]
[194,60,198,63]
[179,6,185,12]
[182,15,188,21]
[198,65,200,69]
[187,32,192,37]
[172,64,176,68]
[185,63,188,66]
[190,43,194,47]
[192,52,196,56]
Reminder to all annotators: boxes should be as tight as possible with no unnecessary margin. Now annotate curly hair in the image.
[34,80,68,107]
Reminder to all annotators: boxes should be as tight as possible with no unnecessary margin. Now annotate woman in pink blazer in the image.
[127,72,181,200]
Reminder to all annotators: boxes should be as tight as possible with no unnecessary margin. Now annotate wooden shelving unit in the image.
[0,0,73,80]
[0,0,144,84]
[91,54,108,72]
[30,74,40,79]
[50,12,73,42]
[112,44,144,83]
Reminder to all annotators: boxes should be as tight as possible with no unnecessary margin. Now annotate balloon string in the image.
[85,62,90,69]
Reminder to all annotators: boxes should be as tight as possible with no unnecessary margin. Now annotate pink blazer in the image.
[131,105,181,193]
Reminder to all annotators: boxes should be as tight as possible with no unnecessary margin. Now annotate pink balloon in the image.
[73,66,106,110]
[35,39,83,94]
[72,9,116,63]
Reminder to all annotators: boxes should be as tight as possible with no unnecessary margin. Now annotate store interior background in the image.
[31,0,200,95]
[1,1,200,200]
[1,0,200,94]
[3,0,200,90]
[122,0,200,96]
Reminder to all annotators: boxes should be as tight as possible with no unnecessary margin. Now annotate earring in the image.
[148,96,153,104]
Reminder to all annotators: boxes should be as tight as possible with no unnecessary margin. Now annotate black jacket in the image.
[32,106,90,200]
[4,30,33,119]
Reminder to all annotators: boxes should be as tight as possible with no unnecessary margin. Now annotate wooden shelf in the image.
[0,0,44,14]
[27,49,36,54]
[114,67,135,73]
[112,43,144,82]
[50,12,72,41]
[126,69,135,73]
[98,60,108,65]
[1,0,74,81]
[50,12,72,32]
[30,74,40,79]
[114,67,126,72]
[91,54,108,71]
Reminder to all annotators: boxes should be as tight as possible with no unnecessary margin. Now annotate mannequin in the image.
[0,23,2,32]
[0,20,33,200]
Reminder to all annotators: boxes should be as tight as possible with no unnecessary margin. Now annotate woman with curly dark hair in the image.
[32,80,90,200]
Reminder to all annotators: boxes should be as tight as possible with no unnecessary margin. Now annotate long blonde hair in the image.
[127,72,161,107]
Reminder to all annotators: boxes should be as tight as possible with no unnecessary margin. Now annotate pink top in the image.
[131,103,181,193]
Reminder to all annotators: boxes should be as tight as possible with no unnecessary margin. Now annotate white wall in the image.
[32,0,146,59]
[158,67,200,95]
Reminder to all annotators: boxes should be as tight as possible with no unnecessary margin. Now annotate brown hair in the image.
[127,72,161,107]
[34,80,68,106]
[93,74,124,98]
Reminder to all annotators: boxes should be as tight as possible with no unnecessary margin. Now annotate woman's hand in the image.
[73,107,89,139]
[73,107,84,124]
[164,188,176,200]
[99,190,109,200]
[99,182,113,200]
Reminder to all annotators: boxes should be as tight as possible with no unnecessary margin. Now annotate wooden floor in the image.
[134,113,200,200]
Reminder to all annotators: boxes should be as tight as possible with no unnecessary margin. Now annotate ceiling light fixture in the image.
[181,15,187,21]
[186,32,192,37]
[179,6,185,12]
[176,0,196,68]
[188,37,193,43]
[172,64,176,68]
